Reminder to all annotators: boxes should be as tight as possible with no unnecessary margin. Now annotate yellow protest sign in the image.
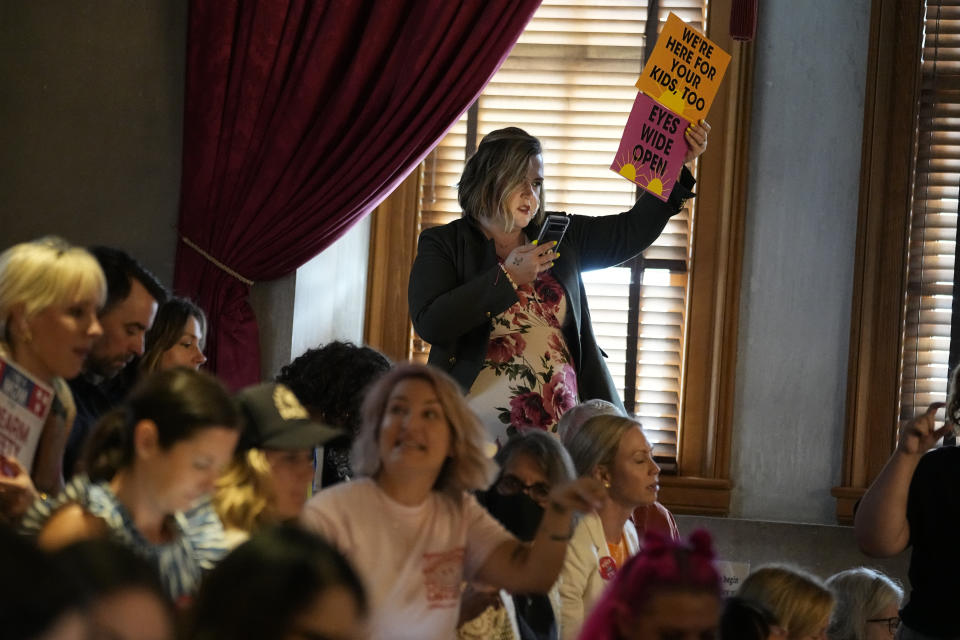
[636,13,730,121]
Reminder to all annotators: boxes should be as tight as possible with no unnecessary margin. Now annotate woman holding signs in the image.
[407,122,709,442]
[0,237,106,520]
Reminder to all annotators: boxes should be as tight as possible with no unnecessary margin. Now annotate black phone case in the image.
[536,215,569,247]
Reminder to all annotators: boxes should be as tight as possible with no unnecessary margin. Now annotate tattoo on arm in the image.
[513,257,522,266]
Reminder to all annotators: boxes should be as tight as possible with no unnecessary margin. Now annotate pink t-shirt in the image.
[301,478,513,640]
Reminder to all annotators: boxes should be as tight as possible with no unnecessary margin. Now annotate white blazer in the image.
[557,512,640,640]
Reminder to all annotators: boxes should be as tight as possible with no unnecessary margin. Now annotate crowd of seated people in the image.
[0,118,946,639]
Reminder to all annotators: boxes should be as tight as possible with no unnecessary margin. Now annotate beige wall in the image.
[0,0,187,284]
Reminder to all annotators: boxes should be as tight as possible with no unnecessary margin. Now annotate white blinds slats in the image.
[416,1,706,467]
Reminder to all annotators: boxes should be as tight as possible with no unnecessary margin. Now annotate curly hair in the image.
[276,341,391,436]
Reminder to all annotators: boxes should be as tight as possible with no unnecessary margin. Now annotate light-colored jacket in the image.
[558,511,640,640]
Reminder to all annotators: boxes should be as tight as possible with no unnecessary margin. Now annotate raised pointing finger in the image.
[925,401,945,416]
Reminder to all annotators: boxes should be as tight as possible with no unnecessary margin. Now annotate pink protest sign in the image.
[610,92,690,201]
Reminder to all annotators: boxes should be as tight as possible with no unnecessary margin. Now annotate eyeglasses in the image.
[866,616,900,635]
[496,474,551,502]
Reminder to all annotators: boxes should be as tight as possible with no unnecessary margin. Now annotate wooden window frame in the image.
[831,0,925,525]
[365,0,754,516]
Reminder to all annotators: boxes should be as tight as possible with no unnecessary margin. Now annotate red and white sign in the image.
[0,356,54,473]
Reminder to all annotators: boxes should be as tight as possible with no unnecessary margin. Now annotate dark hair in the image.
[91,245,167,312]
[495,429,575,488]
[720,597,779,640]
[458,127,544,231]
[139,296,207,375]
[0,525,87,639]
[52,538,172,616]
[187,524,367,640]
[276,341,390,435]
[82,367,241,481]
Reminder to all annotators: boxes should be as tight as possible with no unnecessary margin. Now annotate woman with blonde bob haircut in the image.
[738,565,835,640]
[559,414,662,639]
[826,567,903,640]
[301,363,604,640]
[0,237,105,518]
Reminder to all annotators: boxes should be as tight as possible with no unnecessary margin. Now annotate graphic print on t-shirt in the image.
[422,547,465,608]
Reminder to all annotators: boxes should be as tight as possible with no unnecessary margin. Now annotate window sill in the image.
[659,476,732,516]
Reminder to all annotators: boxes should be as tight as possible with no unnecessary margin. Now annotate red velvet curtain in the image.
[174,0,540,389]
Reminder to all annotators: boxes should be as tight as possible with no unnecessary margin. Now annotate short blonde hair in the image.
[566,414,643,478]
[213,448,276,534]
[826,567,903,640]
[0,237,106,343]
[351,363,496,497]
[738,565,834,640]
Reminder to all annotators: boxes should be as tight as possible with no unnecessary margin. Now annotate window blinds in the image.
[416,0,708,466]
[900,0,960,425]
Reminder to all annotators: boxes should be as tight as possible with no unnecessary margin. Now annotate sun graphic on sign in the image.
[643,176,665,196]
[656,90,687,117]
[612,152,667,197]
[618,162,637,182]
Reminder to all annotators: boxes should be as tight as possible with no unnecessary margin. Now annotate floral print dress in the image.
[468,269,579,445]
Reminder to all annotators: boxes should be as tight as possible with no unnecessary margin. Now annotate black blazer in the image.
[408,168,695,409]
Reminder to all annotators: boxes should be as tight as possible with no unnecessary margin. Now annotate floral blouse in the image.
[469,270,579,444]
[21,475,230,602]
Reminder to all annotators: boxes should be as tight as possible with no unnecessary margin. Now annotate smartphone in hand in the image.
[535,214,570,249]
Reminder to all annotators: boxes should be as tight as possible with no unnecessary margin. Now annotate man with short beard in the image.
[63,246,166,478]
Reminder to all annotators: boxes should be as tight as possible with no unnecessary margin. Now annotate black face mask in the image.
[477,487,545,542]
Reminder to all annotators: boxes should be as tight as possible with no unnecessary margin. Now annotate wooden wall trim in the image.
[659,476,733,516]
[670,0,754,517]
[833,0,924,523]
[364,2,755,518]
[363,165,423,362]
